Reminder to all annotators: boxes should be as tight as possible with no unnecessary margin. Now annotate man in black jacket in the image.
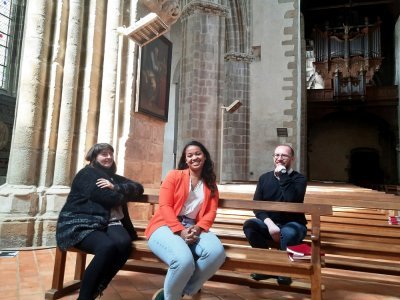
[243,144,307,285]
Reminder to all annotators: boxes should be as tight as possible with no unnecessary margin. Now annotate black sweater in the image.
[253,170,307,225]
[56,165,144,250]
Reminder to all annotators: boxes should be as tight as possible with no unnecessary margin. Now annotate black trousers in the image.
[75,224,132,300]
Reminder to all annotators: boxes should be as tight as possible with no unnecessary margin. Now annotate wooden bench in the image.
[305,189,400,272]
[123,192,400,277]
[305,184,400,214]
[134,202,400,277]
[45,194,332,300]
[384,184,400,196]
[307,209,400,276]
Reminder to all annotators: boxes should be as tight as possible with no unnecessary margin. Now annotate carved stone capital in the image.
[224,52,255,63]
[181,0,229,19]
[140,0,181,25]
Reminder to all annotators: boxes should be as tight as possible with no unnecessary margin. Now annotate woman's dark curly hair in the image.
[177,140,217,196]
[85,143,117,174]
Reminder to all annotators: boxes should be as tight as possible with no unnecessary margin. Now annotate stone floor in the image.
[1,247,399,300]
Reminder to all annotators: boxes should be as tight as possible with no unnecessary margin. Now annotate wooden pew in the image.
[384,184,400,196]
[213,194,400,277]
[305,187,400,273]
[45,194,332,300]
[219,183,400,277]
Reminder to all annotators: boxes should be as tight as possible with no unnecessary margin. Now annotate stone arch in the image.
[225,0,251,53]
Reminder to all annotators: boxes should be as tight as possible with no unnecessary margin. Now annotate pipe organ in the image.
[313,17,383,100]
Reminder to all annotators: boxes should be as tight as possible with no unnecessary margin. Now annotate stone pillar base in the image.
[0,184,69,248]
[0,215,36,248]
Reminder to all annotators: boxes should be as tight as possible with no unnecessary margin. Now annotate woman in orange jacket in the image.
[146,140,226,300]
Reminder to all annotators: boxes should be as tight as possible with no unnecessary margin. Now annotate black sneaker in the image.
[277,276,293,285]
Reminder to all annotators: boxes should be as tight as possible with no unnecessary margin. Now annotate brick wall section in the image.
[125,113,165,188]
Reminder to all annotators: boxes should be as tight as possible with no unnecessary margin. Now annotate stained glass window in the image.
[0,0,13,90]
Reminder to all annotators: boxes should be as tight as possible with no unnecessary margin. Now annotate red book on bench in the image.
[287,243,312,257]
[287,243,325,261]
[288,253,311,261]
[388,216,399,225]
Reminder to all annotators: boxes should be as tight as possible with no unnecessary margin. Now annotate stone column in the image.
[40,1,108,246]
[53,0,84,186]
[223,53,252,182]
[36,0,85,246]
[0,0,54,247]
[98,0,123,145]
[38,0,68,188]
[118,0,138,173]
[5,0,53,186]
[74,0,107,167]
[178,0,228,161]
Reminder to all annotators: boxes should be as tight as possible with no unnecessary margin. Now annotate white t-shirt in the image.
[179,179,204,219]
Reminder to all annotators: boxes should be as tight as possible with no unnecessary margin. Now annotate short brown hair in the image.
[85,143,116,173]
[85,143,114,162]
[276,144,294,157]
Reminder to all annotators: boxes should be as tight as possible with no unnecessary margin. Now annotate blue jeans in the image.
[148,226,226,300]
[243,218,307,250]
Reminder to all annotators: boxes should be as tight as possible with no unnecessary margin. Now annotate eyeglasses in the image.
[272,153,291,159]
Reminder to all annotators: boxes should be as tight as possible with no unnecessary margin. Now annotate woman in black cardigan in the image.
[56,143,144,300]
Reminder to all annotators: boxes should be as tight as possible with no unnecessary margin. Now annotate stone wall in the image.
[0,0,307,248]
[249,0,303,180]
[0,0,187,248]
[0,0,141,248]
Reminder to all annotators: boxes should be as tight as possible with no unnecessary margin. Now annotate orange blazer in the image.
[145,169,219,239]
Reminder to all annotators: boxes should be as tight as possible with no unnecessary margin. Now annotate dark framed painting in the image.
[136,35,172,121]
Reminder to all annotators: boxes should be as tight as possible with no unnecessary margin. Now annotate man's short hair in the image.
[276,144,294,157]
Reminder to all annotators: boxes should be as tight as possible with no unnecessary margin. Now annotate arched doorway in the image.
[308,111,396,184]
[349,147,383,186]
